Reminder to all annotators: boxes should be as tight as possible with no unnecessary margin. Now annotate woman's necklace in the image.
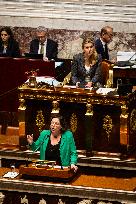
[84,56,92,67]
[51,134,61,145]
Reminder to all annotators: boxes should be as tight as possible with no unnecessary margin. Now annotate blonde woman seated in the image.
[71,37,103,88]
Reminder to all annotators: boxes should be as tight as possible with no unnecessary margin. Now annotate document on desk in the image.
[113,65,131,69]
[96,88,116,95]
[3,171,19,178]
[26,76,61,86]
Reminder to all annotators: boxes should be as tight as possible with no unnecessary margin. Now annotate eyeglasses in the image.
[106,32,113,38]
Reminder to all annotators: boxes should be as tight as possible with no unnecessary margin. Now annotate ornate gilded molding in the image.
[18,87,129,107]
[70,113,77,133]
[51,101,60,114]
[21,195,28,204]
[36,110,45,133]
[85,103,93,116]
[18,87,136,130]
[18,98,26,111]
[103,115,113,141]
[62,72,72,86]
[120,105,128,119]
[130,108,136,134]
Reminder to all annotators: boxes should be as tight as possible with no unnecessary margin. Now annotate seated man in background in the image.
[95,26,114,62]
[30,26,58,61]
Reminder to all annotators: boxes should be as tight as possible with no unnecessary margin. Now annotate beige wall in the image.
[0,0,136,59]
[0,0,136,32]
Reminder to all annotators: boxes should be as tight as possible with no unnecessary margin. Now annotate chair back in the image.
[101,60,113,87]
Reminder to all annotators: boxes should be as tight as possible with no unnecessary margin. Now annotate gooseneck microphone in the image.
[26,134,49,166]
[33,133,50,152]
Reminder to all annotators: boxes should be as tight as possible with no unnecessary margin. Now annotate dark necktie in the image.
[104,43,109,60]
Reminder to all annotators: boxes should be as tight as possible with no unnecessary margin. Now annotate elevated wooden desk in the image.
[0,167,136,204]
[18,85,136,157]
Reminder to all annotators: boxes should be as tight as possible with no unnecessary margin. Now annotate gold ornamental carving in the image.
[61,72,72,86]
[85,103,93,116]
[120,105,128,119]
[19,87,128,107]
[18,98,26,110]
[103,115,113,141]
[51,101,60,114]
[70,113,77,133]
[130,108,136,134]
[36,110,45,132]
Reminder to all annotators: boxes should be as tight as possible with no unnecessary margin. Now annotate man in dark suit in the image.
[95,26,113,61]
[30,27,58,60]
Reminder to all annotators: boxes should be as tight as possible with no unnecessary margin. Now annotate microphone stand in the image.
[26,134,64,170]
[25,144,40,167]
[26,134,49,167]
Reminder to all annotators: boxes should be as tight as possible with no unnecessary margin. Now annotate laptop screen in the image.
[24,53,43,59]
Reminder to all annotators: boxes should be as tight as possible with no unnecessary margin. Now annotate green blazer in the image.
[30,130,78,166]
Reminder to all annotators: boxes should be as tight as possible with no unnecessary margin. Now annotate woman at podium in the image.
[71,37,102,88]
[0,26,21,58]
[27,115,78,172]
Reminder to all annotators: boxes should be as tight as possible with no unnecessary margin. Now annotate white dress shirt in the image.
[38,39,47,57]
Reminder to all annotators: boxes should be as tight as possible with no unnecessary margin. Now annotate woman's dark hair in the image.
[0,27,14,39]
[51,114,68,133]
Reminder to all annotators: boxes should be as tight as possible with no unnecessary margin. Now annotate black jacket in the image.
[30,38,58,60]
[95,38,109,60]
[71,53,102,86]
[0,38,21,58]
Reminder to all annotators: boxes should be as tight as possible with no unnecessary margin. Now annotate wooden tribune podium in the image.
[19,160,75,181]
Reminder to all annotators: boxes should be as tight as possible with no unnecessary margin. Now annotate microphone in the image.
[0,87,18,99]
[34,133,50,152]
[128,52,136,62]
[26,134,49,166]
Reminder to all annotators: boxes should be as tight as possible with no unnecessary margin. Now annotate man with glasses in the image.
[95,26,113,61]
[30,26,58,61]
